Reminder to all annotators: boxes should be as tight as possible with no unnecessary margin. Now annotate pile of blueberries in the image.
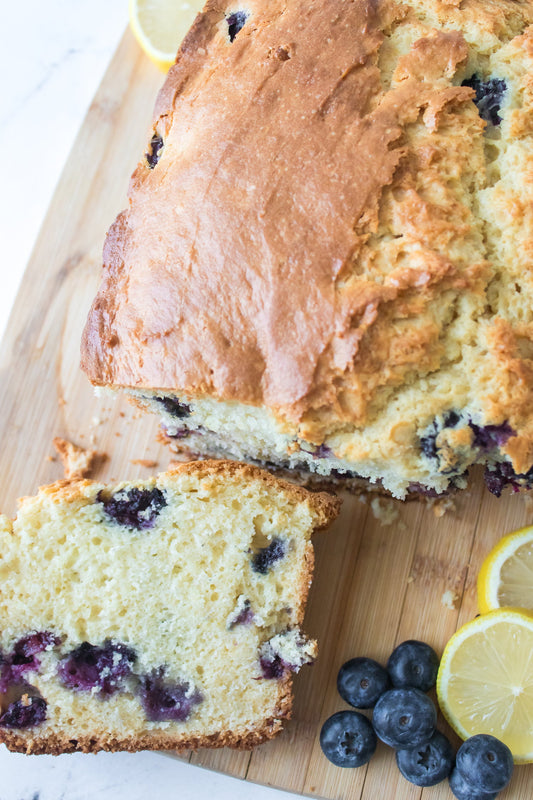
[320,641,514,799]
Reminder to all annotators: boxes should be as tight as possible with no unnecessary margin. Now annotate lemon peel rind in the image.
[477,526,533,614]
[128,0,176,73]
[437,608,533,764]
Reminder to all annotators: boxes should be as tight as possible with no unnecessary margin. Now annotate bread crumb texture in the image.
[82,0,533,498]
[0,462,339,753]
[53,438,101,481]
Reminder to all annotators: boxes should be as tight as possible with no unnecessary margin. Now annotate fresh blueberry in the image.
[337,657,390,709]
[58,641,136,695]
[0,696,47,729]
[320,710,377,768]
[396,730,454,787]
[456,735,513,794]
[462,75,507,126]
[139,670,203,722]
[226,11,248,42]
[387,640,439,692]
[449,767,498,800]
[98,487,167,530]
[373,688,437,749]
[252,538,286,574]
[146,133,164,168]
[155,397,191,419]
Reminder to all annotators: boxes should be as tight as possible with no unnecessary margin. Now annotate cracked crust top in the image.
[82,0,533,474]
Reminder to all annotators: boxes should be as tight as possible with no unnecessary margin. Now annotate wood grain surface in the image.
[1,27,532,800]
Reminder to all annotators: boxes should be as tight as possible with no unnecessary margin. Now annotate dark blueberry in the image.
[337,657,391,709]
[58,641,136,696]
[373,688,437,749]
[470,422,515,452]
[12,631,60,661]
[330,469,362,479]
[226,11,248,42]
[259,631,314,679]
[444,411,461,428]
[1,631,60,690]
[407,483,448,498]
[455,735,513,794]
[98,487,167,530]
[139,671,203,722]
[320,710,377,768]
[164,426,192,440]
[419,412,461,463]
[484,461,533,497]
[228,599,255,629]
[387,640,439,692]
[259,653,286,679]
[155,397,191,419]
[462,75,507,126]
[146,133,164,168]
[313,444,333,459]
[449,767,498,800]
[0,696,47,729]
[396,730,454,787]
[252,537,286,574]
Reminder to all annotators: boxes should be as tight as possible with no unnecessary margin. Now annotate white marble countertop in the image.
[0,3,304,798]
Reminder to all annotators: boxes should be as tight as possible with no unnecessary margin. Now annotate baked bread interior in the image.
[0,461,339,754]
[82,0,533,499]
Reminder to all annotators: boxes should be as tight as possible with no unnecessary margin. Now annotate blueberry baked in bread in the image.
[0,462,338,754]
[82,0,533,499]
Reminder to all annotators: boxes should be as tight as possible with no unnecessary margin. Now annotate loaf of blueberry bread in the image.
[0,461,339,754]
[82,0,533,499]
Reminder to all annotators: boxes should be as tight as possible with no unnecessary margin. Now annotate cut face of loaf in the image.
[81,0,533,499]
[0,462,339,754]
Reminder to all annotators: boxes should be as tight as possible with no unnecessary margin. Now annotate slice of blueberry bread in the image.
[82,0,533,499]
[0,461,339,754]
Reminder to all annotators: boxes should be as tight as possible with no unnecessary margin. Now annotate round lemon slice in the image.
[129,0,207,72]
[437,608,533,762]
[477,525,533,614]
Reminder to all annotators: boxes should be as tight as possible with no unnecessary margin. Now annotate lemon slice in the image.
[129,0,207,71]
[437,608,533,762]
[477,525,533,614]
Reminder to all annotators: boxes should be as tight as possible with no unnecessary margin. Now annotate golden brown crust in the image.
[81,0,533,484]
[163,459,341,528]
[79,0,482,418]
[0,708,289,755]
[22,460,340,528]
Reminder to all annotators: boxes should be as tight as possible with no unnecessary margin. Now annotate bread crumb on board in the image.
[441,590,459,610]
[523,494,533,516]
[430,497,457,518]
[370,497,400,526]
[53,437,106,480]
[131,459,158,468]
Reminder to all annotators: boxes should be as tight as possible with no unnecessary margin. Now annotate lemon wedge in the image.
[437,608,533,763]
[129,0,207,71]
[477,525,533,614]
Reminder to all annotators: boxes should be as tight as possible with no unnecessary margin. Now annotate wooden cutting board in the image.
[1,27,532,800]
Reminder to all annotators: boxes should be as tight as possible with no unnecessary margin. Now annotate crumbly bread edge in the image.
[0,696,290,754]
